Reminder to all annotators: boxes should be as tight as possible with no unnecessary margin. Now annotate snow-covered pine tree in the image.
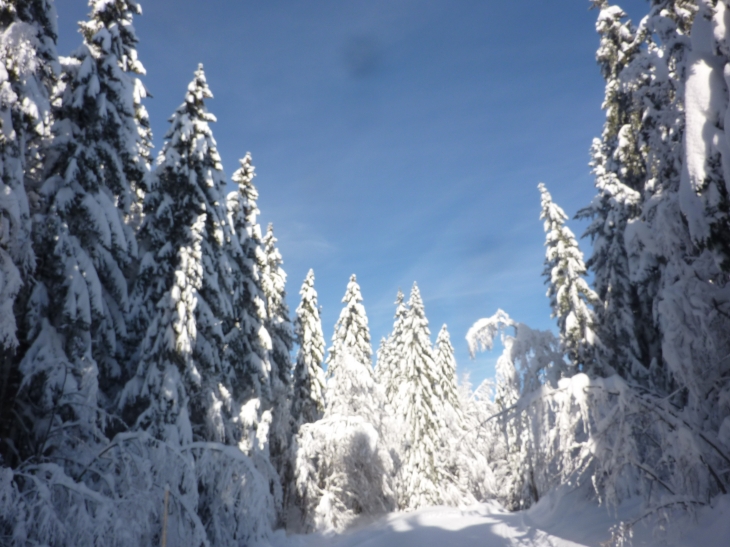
[79,0,152,228]
[0,0,58,459]
[577,1,646,380]
[327,273,372,377]
[433,324,462,426]
[224,153,285,520]
[225,153,272,410]
[620,2,697,393]
[292,268,326,427]
[260,222,294,522]
[432,324,473,505]
[262,223,293,401]
[395,282,445,510]
[14,0,160,463]
[60,0,153,403]
[645,0,730,430]
[376,289,407,404]
[539,183,599,373]
[121,65,235,445]
[293,275,394,531]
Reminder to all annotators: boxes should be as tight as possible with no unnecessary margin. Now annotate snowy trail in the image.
[274,491,730,547]
[276,502,594,547]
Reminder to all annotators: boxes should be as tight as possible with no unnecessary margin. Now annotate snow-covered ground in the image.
[273,488,730,547]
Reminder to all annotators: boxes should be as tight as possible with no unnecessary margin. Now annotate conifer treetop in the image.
[434,323,462,424]
[327,274,372,375]
[81,0,145,74]
[293,268,326,425]
[377,288,408,403]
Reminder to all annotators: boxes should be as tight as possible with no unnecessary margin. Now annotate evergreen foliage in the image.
[376,289,407,404]
[539,183,600,373]
[394,283,443,510]
[3,2,730,543]
[577,3,646,380]
[327,274,372,377]
[121,64,236,445]
[292,268,326,427]
[260,222,293,523]
[225,153,272,407]
[0,0,58,456]
[262,223,293,400]
[433,324,462,426]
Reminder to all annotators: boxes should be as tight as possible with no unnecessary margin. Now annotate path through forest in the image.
[274,488,730,547]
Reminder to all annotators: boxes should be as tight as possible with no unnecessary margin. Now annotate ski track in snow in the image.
[273,491,730,547]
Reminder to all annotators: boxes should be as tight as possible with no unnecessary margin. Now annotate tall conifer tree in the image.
[16,0,156,460]
[261,223,294,504]
[577,1,646,379]
[226,153,272,406]
[0,0,58,461]
[434,324,461,425]
[540,183,599,372]
[121,65,235,445]
[396,283,444,510]
[292,269,326,427]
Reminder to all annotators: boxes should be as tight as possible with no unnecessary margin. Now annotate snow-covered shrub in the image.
[0,433,209,547]
[294,415,395,533]
[187,442,277,547]
[0,431,279,547]
[293,352,395,532]
[468,309,730,538]
[452,375,498,504]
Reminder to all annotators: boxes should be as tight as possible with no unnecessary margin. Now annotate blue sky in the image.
[56,0,648,387]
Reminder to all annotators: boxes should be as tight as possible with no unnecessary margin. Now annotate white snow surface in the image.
[272,488,730,547]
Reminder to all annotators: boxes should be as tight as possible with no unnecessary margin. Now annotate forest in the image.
[1,0,730,546]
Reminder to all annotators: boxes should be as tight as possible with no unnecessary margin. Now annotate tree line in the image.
[2,1,730,546]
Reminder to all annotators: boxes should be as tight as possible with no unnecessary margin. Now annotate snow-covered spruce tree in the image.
[120,66,279,545]
[225,154,284,520]
[539,183,599,373]
[394,282,445,510]
[292,268,326,428]
[78,0,152,229]
[293,275,394,532]
[634,0,730,459]
[326,273,372,377]
[225,153,272,407]
[0,0,57,459]
[432,323,475,505]
[261,222,294,522]
[614,0,730,419]
[121,65,236,445]
[375,289,407,404]
[60,0,153,404]
[577,1,646,381]
[434,324,461,426]
[603,0,697,395]
[262,223,293,402]
[14,0,159,464]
